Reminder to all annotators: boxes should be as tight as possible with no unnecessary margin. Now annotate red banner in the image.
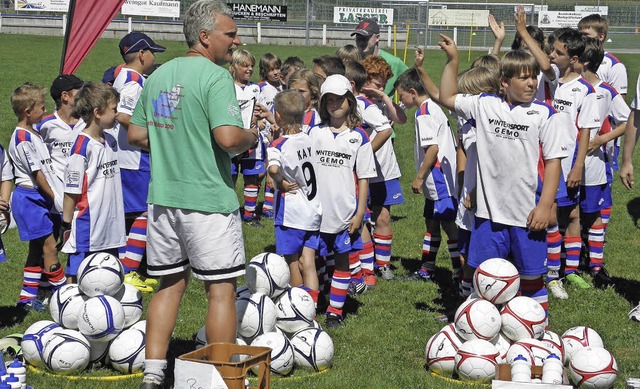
[61,0,126,74]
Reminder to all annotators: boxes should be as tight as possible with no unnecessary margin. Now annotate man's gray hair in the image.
[183,0,232,48]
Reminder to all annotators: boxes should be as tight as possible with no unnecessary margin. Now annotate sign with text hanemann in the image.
[228,3,287,22]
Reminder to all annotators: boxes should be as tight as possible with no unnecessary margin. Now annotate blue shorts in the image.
[318,229,363,256]
[11,187,58,241]
[557,185,579,208]
[67,248,120,277]
[369,179,405,206]
[231,159,265,176]
[423,197,458,221]
[458,227,471,256]
[468,217,546,276]
[579,184,612,214]
[554,173,568,201]
[275,226,320,256]
[121,168,150,214]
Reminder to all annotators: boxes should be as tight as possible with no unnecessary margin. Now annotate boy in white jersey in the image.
[549,29,601,291]
[268,90,323,306]
[9,83,66,310]
[395,68,460,286]
[439,39,567,317]
[59,83,126,281]
[0,143,13,262]
[309,75,376,327]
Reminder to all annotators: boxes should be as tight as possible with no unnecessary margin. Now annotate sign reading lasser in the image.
[333,7,394,26]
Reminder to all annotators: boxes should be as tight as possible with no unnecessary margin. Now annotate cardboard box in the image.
[492,363,572,389]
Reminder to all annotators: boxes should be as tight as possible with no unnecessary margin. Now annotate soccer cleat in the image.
[628,304,640,322]
[565,273,591,289]
[405,270,434,282]
[376,265,394,280]
[325,313,343,328]
[243,216,262,227]
[363,274,377,290]
[347,280,367,297]
[139,375,165,389]
[591,267,614,289]
[262,210,274,219]
[139,274,159,287]
[547,280,569,300]
[125,272,154,293]
[17,299,47,312]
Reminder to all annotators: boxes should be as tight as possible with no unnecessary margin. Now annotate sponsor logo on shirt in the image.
[66,171,80,188]
[553,99,573,111]
[526,110,539,115]
[316,149,352,167]
[487,118,530,140]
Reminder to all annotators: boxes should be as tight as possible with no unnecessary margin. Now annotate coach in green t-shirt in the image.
[128,1,260,387]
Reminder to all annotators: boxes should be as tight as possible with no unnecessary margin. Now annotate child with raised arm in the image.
[438,34,567,317]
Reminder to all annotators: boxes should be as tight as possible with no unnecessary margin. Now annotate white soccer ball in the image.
[245,253,290,298]
[473,258,520,304]
[491,332,512,363]
[425,324,464,376]
[275,287,316,334]
[49,284,86,330]
[541,330,565,364]
[561,326,604,364]
[454,298,501,341]
[569,347,617,388]
[454,339,500,383]
[42,329,91,374]
[22,321,61,367]
[131,320,146,333]
[505,338,552,366]
[500,296,546,342]
[89,339,111,368]
[109,328,146,374]
[250,332,294,376]
[77,252,124,297]
[236,293,277,342]
[115,283,143,328]
[77,295,126,342]
[290,328,334,372]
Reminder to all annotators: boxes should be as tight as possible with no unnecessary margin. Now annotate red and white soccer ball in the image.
[77,252,125,297]
[77,295,126,342]
[541,330,565,364]
[275,287,316,335]
[490,332,512,363]
[505,338,552,366]
[454,298,501,341]
[49,284,86,330]
[425,324,464,376]
[245,253,290,299]
[454,339,500,383]
[250,332,294,376]
[562,326,604,364]
[236,292,277,342]
[569,346,617,388]
[473,258,520,304]
[500,296,546,342]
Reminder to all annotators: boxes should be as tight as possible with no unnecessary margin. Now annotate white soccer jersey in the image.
[596,82,631,183]
[535,65,560,105]
[9,127,63,211]
[632,76,640,110]
[62,132,126,253]
[267,132,322,231]
[234,82,265,161]
[302,108,320,135]
[113,67,148,171]
[37,112,86,181]
[455,116,477,232]
[258,81,282,113]
[0,145,14,183]
[597,53,628,96]
[414,99,457,201]
[309,124,376,234]
[553,76,601,179]
[356,95,400,183]
[454,94,568,227]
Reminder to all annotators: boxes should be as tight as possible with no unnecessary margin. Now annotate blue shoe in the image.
[262,210,274,219]
[18,299,47,312]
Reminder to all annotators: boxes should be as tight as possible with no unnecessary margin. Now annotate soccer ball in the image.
[290,328,334,372]
[22,320,61,367]
[245,253,290,299]
[88,339,111,368]
[454,339,500,383]
[569,347,617,388]
[49,284,86,330]
[250,332,294,376]
[491,332,512,363]
[425,324,464,376]
[77,295,126,342]
[505,338,551,366]
[454,298,501,341]
[77,252,125,297]
[236,293,277,341]
[131,320,146,333]
[562,326,604,364]
[115,283,143,328]
[275,287,316,334]
[473,258,520,304]
[42,329,91,374]
[109,328,146,374]
[500,296,546,342]
[541,330,565,363]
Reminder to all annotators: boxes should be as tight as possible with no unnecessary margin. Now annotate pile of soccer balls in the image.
[196,252,334,376]
[21,253,146,375]
[425,257,618,388]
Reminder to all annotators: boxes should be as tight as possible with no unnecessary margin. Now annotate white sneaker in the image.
[548,280,569,300]
[629,304,640,322]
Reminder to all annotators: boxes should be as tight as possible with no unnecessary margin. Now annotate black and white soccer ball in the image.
[236,293,277,342]
[290,328,334,372]
[245,253,290,299]
[77,252,124,297]
[109,328,146,374]
[49,283,86,330]
[77,295,125,342]
[42,329,91,374]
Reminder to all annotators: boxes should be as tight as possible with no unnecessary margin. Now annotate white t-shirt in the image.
[258,81,282,113]
[597,52,628,96]
[62,132,126,253]
[0,145,14,183]
[535,65,560,105]
[356,95,400,183]
[9,127,63,211]
[454,94,568,227]
[414,99,457,201]
[632,76,640,110]
[234,82,265,161]
[37,112,85,182]
[455,116,477,232]
[113,67,148,171]
[309,124,376,234]
[302,108,320,135]
[267,132,322,231]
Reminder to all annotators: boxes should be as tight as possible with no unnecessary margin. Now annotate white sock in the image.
[144,359,167,381]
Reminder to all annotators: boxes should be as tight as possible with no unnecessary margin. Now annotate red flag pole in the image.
[60,0,77,75]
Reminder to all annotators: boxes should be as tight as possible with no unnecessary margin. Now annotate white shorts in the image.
[146,205,245,281]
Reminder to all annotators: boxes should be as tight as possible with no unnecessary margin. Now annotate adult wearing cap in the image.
[352,18,408,97]
[127,1,259,388]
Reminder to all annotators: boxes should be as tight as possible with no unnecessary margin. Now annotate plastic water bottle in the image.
[0,382,12,389]
[0,353,8,383]
[542,353,564,384]
[511,354,532,383]
[6,360,25,388]
[4,374,20,389]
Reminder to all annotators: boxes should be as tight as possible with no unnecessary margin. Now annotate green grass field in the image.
[0,34,639,388]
